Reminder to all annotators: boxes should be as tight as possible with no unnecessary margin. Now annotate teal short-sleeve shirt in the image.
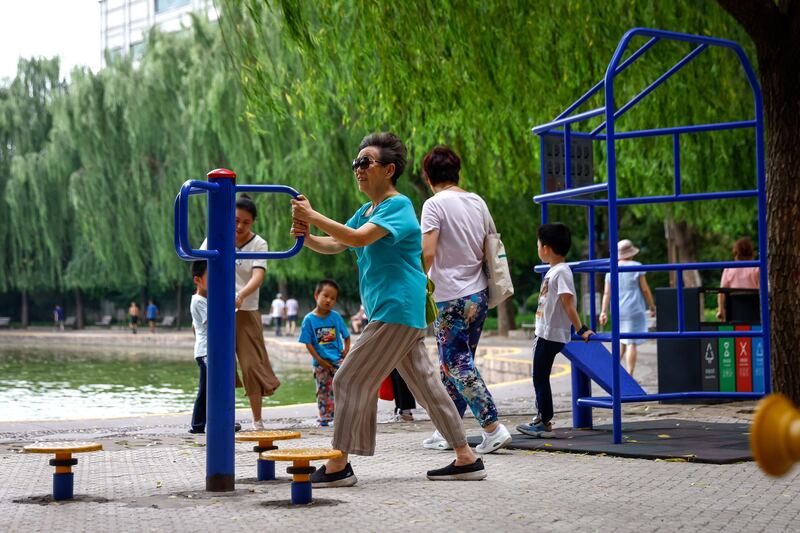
[346,194,427,329]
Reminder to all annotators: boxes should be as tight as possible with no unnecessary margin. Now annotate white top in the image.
[420,190,489,302]
[190,294,208,359]
[200,234,268,312]
[534,262,576,343]
[271,298,286,318]
[286,298,299,316]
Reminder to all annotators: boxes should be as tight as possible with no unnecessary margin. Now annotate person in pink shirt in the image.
[716,237,760,321]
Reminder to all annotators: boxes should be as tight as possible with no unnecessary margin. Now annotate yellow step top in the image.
[260,448,342,462]
[235,430,301,442]
[24,441,103,454]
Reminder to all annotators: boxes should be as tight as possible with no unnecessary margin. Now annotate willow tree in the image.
[1,58,62,326]
[217,0,758,331]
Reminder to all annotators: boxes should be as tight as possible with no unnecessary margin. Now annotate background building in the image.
[99,0,216,66]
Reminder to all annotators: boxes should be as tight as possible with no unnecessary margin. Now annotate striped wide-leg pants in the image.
[331,321,467,456]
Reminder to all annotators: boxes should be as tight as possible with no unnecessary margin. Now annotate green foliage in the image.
[0,2,764,308]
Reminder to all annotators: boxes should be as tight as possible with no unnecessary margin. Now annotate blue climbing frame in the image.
[531,28,770,444]
[174,168,304,491]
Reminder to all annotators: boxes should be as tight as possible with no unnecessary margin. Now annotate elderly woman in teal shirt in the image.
[291,132,486,487]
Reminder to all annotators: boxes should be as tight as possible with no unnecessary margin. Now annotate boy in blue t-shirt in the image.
[298,279,351,426]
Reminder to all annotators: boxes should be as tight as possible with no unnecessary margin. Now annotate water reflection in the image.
[0,346,315,422]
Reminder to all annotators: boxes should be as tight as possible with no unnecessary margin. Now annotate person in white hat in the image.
[598,239,656,376]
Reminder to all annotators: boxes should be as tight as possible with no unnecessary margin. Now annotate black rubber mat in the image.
[468,419,752,464]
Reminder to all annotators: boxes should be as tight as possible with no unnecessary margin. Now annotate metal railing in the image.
[532,27,770,444]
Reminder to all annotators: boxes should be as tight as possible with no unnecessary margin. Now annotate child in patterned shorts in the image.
[298,279,351,426]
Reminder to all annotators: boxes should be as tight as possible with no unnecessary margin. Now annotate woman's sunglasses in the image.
[351,156,386,172]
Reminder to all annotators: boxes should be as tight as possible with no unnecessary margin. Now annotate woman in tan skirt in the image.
[231,194,281,430]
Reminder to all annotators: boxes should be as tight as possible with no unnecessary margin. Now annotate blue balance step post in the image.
[257,458,275,481]
[53,472,74,501]
[291,481,312,505]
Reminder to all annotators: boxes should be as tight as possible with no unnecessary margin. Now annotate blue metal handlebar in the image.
[174,180,221,260]
[173,179,306,261]
[235,184,305,259]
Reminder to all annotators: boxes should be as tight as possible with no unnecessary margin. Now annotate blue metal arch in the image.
[532,27,769,444]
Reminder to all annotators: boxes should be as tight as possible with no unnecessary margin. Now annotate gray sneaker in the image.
[516,416,555,438]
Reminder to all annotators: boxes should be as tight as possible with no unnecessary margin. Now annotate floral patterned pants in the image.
[434,289,498,428]
[314,364,337,423]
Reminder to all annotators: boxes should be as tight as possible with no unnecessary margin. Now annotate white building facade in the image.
[100,0,216,66]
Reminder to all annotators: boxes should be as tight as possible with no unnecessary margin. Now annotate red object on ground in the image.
[378,375,394,401]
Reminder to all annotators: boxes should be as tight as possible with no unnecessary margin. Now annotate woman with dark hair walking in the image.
[420,145,512,454]
[291,132,486,487]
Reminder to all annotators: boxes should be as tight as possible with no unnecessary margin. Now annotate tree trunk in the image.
[20,289,29,328]
[277,278,289,300]
[664,219,701,288]
[175,285,183,331]
[760,35,800,403]
[497,298,516,336]
[718,0,800,404]
[74,288,84,329]
[140,286,147,320]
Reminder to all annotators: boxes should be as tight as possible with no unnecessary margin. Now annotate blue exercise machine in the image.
[531,28,770,444]
[174,168,304,490]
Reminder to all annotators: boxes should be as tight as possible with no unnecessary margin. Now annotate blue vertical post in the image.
[753,81,771,394]
[605,60,623,445]
[572,204,595,429]
[205,168,237,491]
[673,134,681,195]
[540,134,548,225]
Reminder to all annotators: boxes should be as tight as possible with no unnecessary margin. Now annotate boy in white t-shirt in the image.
[517,223,594,438]
[188,260,241,434]
[189,260,210,434]
[270,293,286,336]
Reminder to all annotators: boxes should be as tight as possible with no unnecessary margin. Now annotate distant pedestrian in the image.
[128,302,140,334]
[716,237,760,322]
[53,305,64,332]
[286,296,299,336]
[350,305,367,334]
[298,279,351,426]
[598,239,656,377]
[146,300,159,333]
[270,293,286,336]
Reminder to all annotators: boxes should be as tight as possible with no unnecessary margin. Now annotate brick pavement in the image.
[2,333,798,531]
[1,409,799,533]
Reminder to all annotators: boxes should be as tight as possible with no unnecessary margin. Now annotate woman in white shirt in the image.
[420,145,512,454]
[231,195,281,430]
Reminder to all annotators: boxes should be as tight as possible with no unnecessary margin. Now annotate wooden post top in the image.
[235,430,301,443]
[260,448,342,462]
[23,441,102,454]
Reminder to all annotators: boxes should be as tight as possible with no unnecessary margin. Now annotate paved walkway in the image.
[1,331,798,531]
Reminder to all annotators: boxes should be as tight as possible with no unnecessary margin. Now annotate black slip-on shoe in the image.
[427,458,487,481]
[234,422,242,432]
[310,463,358,488]
[188,428,205,434]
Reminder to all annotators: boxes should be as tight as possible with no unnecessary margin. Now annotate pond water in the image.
[0,346,315,422]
